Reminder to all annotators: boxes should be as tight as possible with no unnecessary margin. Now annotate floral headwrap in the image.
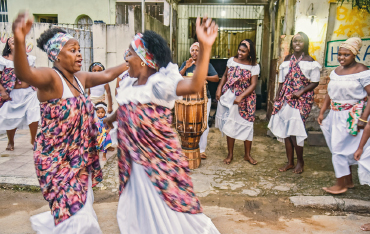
[90,62,105,72]
[190,42,199,53]
[130,33,158,70]
[43,32,74,62]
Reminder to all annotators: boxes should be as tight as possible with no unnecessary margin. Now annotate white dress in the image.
[30,72,102,234]
[0,55,40,133]
[321,70,370,182]
[215,58,260,141]
[115,63,220,234]
[268,60,321,146]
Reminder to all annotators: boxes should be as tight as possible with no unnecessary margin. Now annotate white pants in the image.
[199,98,212,153]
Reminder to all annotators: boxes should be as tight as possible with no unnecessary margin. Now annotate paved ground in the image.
[0,113,369,233]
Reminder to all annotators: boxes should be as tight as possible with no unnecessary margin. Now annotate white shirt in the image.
[0,55,36,70]
[227,57,260,76]
[278,61,321,83]
[328,70,370,103]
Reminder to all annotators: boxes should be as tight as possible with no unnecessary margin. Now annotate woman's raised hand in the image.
[195,16,218,49]
[12,12,34,42]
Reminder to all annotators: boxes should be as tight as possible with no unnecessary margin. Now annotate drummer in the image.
[179,42,219,159]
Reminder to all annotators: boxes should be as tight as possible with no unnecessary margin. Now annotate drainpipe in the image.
[142,0,145,31]
[170,1,173,52]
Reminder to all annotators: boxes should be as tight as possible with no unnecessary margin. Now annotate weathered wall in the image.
[8,0,116,24]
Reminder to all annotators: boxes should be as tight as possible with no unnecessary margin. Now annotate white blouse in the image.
[227,57,260,76]
[278,61,321,83]
[0,55,36,71]
[328,70,370,103]
[115,63,183,109]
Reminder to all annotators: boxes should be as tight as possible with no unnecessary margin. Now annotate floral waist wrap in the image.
[331,98,367,136]
[33,94,102,225]
[117,102,202,214]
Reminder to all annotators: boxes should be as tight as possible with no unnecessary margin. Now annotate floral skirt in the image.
[0,87,40,133]
[117,162,220,234]
[30,174,102,234]
[215,89,253,141]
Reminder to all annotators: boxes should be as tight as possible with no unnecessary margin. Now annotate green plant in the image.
[337,0,370,13]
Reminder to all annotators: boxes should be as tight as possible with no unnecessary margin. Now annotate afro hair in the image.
[142,30,172,69]
[37,27,67,52]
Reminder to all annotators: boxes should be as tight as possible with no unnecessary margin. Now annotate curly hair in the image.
[142,30,172,69]
[289,32,310,56]
[36,27,67,52]
[234,39,257,66]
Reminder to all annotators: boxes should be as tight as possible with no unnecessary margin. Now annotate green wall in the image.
[8,0,117,24]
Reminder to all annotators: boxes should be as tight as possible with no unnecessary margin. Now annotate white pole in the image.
[142,0,145,32]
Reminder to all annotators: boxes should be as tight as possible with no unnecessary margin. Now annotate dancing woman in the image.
[0,36,39,151]
[319,37,370,195]
[105,17,220,233]
[12,13,126,233]
[215,39,260,165]
[179,42,219,159]
[268,32,321,174]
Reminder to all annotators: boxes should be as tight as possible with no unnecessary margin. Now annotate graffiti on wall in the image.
[333,6,370,38]
[325,38,370,67]
[0,32,34,53]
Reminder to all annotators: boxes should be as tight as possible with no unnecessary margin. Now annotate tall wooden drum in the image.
[175,77,208,169]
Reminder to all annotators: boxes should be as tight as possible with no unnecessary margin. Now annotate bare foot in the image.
[6,143,14,151]
[200,153,207,159]
[293,163,304,174]
[102,153,107,161]
[223,154,233,165]
[322,185,347,194]
[361,223,370,231]
[278,164,294,172]
[244,155,257,165]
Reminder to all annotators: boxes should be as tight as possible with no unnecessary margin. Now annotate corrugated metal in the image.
[177,5,264,64]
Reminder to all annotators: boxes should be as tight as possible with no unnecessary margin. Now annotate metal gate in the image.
[177,5,264,65]
[56,23,93,72]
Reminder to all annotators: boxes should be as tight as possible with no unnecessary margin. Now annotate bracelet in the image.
[359,118,368,123]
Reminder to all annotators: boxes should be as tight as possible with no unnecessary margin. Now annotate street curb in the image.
[290,196,370,213]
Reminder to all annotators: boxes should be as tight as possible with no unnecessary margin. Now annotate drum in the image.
[175,77,208,169]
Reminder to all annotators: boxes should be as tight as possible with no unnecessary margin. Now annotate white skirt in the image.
[117,162,220,234]
[215,89,254,141]
[0,87,40,133]
[321,109,370,180]
[30,174,102,234]
[268,102,306,147]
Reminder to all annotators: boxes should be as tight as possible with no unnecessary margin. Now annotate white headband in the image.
[95,103,107,114]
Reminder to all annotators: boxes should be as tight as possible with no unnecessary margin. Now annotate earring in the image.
[141,62,145,67]
[56,57,60,62]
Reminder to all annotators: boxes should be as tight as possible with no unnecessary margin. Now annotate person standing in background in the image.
[179,42,219,159]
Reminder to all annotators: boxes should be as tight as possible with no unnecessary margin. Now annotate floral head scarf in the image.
[43,32,74,62]
[190,42,199,53]
[129,33,158,70]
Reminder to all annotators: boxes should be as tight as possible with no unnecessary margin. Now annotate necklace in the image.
[53,67,84,95]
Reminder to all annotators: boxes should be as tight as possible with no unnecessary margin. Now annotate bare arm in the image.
[215,67,228,101]
[233,75,258,104]
[115,77,121,96]
[356,85,370,131]
[274,83,284,101]
[207,74,219,83]
[317,94,331,125]
[12,13,55,89]
[176,17,218,96]
[105,83,113,114]
[80,63,128,89]
[179,65,188,76]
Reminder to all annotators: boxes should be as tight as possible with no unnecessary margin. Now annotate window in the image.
[0,0,8,22]
[34,14,58,24]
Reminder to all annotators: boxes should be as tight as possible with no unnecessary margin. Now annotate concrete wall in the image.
[8,0,116,24]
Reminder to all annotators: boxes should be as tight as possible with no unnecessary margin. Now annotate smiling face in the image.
[124,45,144,78]
[237,44,249,60]
[92,65,103,72]
[7,37,14,52]
[337,47,356,66]
[96,108,106,118]
[292,34,305,53]
[190,45,199,61]
[57,39,83,73]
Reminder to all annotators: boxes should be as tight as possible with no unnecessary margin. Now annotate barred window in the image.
[0,0,7,23]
